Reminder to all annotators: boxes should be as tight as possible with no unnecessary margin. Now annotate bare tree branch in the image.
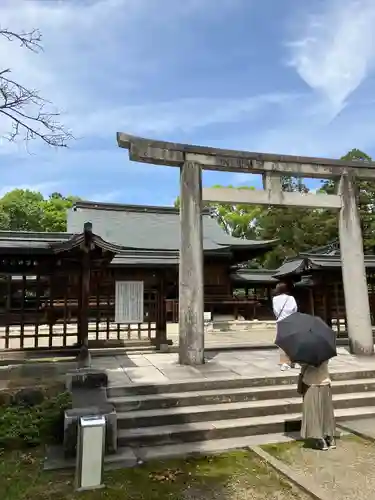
[0,27,42,52]
[0,27,73,148]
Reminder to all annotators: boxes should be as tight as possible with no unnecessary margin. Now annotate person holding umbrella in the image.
[274,310,338,450]
[272,282,299,371]
[300,361,336,451]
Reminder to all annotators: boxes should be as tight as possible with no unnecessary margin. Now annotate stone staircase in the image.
[107,369,375,462]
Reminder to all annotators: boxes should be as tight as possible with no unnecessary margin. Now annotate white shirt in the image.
[272,293,298,322]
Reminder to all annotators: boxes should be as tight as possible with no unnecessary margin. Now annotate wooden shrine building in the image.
[271,241,375,336]
[230,268,278,320]
[3,198,373,354]
[0,201,275,352]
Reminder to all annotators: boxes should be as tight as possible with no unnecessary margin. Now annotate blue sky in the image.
[1,0,375,205]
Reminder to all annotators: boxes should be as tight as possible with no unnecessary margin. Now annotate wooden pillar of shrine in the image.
[77,223,92,348]
[155,270,168,350]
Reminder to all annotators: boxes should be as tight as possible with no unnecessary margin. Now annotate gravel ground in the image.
[271,436,375,500]
[181,476,310,500]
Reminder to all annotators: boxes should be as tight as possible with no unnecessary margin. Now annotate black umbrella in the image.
[275,312,336,367]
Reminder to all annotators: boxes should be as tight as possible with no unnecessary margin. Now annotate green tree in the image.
[41,193,80,232]
[0,189,45,231]
[173,177,342,269]
[174,178,338,269]
[175,186,262,239]
[254,177,338,268]
[0,189,79,232]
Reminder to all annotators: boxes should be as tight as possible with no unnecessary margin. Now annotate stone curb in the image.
[337,423,375,443]
[250,445,331,500]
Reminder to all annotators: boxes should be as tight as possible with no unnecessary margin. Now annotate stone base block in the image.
[159,344,170,353]
[63,405,117,459]
[65,368,108,391]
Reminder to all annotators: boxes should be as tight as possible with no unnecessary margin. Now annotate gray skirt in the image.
[301,385,336,439]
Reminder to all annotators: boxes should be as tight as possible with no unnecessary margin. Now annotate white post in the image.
[76,415,106,491]
[339,173,373,355]
[179,160,204,365]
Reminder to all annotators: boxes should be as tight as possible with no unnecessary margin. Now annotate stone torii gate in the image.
[117,132,375,365]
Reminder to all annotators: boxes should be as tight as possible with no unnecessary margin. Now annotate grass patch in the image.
[1,448,309,500]
[263,440,305,462]
[262,434,369,463]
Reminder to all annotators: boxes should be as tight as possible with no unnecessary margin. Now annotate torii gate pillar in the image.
[339,174,373,355]
[178,160,205,365]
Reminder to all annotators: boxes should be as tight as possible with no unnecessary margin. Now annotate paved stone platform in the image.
[168,326,277,349]
[92,347,375,386]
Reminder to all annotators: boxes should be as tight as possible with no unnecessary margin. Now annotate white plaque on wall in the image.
[115,281,144,323]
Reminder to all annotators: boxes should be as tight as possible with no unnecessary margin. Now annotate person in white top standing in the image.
[272,282,299,371]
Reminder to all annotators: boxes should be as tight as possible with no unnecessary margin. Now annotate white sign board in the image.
[204,311,212,321]
[115,281,144,324]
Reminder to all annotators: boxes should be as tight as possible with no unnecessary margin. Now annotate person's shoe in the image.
[325,436,336,449]
[280,363,291,371]
[314,438,329,451]
[293,363,301,369]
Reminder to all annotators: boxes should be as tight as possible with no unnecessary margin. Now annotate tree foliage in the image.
[0,189,79,232]
[244,176,339,269]
[175,186,261,239]
[0,27,72,147]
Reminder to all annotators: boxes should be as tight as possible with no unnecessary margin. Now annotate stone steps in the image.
[109,378,375,412]
[117,406,375,448]
[107,369,375,398]
[108,369,375,459]
[116,391,375,429]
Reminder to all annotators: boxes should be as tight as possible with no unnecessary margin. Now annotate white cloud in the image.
[239,0,375,166]
[0,0,299,168]
[68,93,297,138]
[0,0,251,150]
[0,0,141,140]
[287,0,375,117]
